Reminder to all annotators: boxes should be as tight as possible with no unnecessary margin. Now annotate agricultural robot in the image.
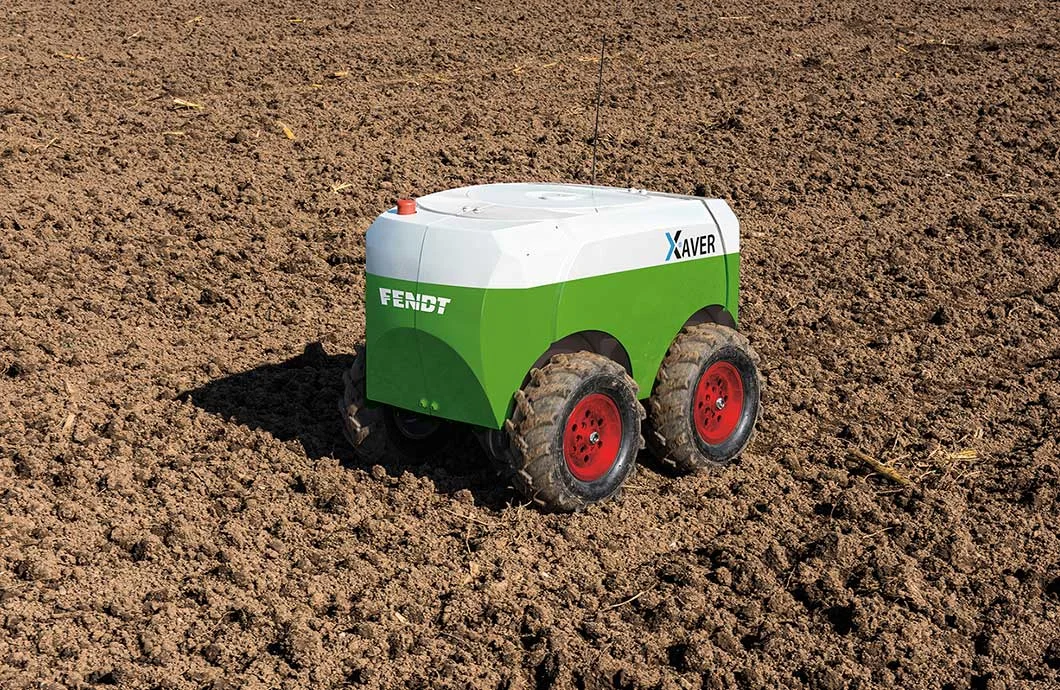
[340,183,761,511]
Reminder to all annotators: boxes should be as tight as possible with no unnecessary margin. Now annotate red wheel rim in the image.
[563,393,623,482]
[694,361,745,445]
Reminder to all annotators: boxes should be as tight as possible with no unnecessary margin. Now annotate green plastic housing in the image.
[366,253,739,429]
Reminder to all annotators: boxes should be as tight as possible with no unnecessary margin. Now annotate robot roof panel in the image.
[415,183,686,222]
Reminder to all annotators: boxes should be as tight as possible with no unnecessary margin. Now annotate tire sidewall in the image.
[689,345,760,462]
[552,372,639,502]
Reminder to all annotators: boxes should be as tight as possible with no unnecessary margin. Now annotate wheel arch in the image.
[638,304,737,396]
[520,329,633,388]
[681,304,736,331]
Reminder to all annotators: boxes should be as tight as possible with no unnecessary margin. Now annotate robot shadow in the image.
[180,342,512,510]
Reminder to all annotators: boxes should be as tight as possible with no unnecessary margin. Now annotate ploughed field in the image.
[1,1,1058,688]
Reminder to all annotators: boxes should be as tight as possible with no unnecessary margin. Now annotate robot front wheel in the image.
[492,352,646,512]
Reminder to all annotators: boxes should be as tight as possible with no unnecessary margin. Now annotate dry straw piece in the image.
[849,448,912,486]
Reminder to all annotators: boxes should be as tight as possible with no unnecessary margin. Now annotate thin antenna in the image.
[589,33,607,186]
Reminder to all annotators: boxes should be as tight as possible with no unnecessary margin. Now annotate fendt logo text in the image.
[379,287,452,314]
[665,230,717,261]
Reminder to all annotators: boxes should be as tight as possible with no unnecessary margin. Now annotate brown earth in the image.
[2,0,1059,688]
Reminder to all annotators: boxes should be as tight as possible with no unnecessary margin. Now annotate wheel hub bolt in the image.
[589,431,600,445]
[715,397,726,410]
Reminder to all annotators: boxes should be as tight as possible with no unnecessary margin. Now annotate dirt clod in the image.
[929,306,951,325]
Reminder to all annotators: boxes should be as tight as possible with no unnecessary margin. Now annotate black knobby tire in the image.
[499,352,644,512]
[339,346,452,462]
[647,323,761,472]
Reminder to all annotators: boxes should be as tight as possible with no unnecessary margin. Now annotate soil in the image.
[2,1,1059,688]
